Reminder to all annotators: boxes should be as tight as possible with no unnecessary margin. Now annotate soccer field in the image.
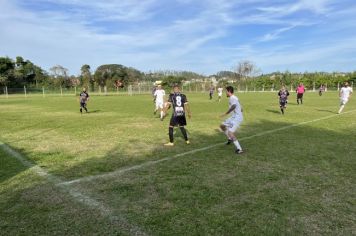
[1,92,355,235]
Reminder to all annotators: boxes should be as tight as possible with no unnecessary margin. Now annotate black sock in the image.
[169,127,174,143]
[84,107,88,112]
[180,127,188,141]
[80,108,82,113]
[281,108,284,114]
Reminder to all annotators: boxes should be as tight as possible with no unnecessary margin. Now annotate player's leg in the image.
[84,103,88,112]
[227,122,243,154]
[159,103,164,120]
[165,117,175,146]
[300,94,303,104]
[80,103,83,113]
[220,123,232,144]
[154,103,158,115]
[338,100,347,114]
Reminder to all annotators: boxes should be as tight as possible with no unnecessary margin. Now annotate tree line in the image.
[0,56,355,91]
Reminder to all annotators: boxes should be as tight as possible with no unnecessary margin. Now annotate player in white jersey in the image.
[220,86,244,154]
[338,82,353,114]
[217,87,223,102]
[153,85,166,120]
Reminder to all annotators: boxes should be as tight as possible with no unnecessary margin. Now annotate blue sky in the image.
[0,0,355,75]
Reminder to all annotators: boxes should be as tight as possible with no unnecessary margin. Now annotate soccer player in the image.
[296,82,305,104]
[217,86,223,102]
[278,85,290,115]
[209,86,214,100]
[220,86,244,154]
[338,82,353,114]
[319,84,325,96]
[79,87,89,113]
[153,85,166,120]
[164,85,191,146]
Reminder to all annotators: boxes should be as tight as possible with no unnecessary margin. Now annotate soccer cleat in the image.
[235,149,244,154]
[164,142,174,146]
[226,139,232,145]
[186,140,190,144]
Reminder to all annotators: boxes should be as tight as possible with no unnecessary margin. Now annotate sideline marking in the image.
[0,142,148,236]
[60,109,356,186]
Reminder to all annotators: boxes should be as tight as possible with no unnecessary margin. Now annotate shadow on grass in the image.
[266,109,281,114]
[0,143,29,184]
[316,109,337,114]
[53,118,356,235]
[2,117,356,235]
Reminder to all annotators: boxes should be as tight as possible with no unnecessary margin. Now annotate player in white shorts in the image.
[217,87,223,102]
[220,86,244,154]
[338,82,353,114]
[153,85,166,120]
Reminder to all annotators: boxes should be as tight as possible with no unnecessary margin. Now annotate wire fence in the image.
[0,81,353,98]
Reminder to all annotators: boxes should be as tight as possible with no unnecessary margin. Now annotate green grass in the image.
[0,91,355,235]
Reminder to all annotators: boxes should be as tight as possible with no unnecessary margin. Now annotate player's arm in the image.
[221,104,236,117]
[184,102,191,119]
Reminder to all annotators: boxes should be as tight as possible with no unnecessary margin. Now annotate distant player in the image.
[79,87,89,113]
[217,86,223,102]
[164,85,191,146]
[153,85,166,120]
[209,86,214,100]
[296,83,305,104]
[319,84,325,96]
[338,82,353,114]
[220,86,244,154]
[278,85,290,115]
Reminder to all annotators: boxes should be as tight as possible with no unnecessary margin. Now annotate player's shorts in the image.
[223,117,242,133]
[218,93,222,97]
[155,101,164,109]
[169,115,187,127]
[297,93,304,99]
[340,98,349,105]
[80,102,87,108]
[279,100,287,107]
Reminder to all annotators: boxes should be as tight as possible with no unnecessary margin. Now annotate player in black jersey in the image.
[164,85,191,146]
[278,85,289,114]
[79,87,89,113]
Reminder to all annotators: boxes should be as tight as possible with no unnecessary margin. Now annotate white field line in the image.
[0,142,148,236]
[59,109,356,186]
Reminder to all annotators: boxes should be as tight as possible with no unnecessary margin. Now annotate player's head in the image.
[225,86,234,97]
[157,85,162,89]
[82,87,86,92]
[173,84,180,93]
[344,82,349,87]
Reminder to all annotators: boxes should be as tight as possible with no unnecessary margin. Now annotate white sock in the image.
[338,105,345,114]
[233,140,242,150]
[160,111,163,118]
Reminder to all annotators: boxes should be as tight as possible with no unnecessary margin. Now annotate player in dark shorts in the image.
[164,85,191,146]
[79,87,89,113]
[209,86,214,100]
[278,85,289,115]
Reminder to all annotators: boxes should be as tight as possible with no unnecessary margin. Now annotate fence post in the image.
[104,86,107,96]
[245,85,248,93]
[138,84,141,94]
[5,86,8,98]
[128,85,133,96]
[60,86,63,96]
[74,86,77,96]
[116,86,119,94]
[337,82,340,91]
[325,83,328,92]
[24,86,27,98]
[262,85,265,92]
[42,86,45,98]
[313,82,315,92]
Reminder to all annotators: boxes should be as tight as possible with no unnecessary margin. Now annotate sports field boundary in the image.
[0,141,148,236]
[59,109,356,186]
